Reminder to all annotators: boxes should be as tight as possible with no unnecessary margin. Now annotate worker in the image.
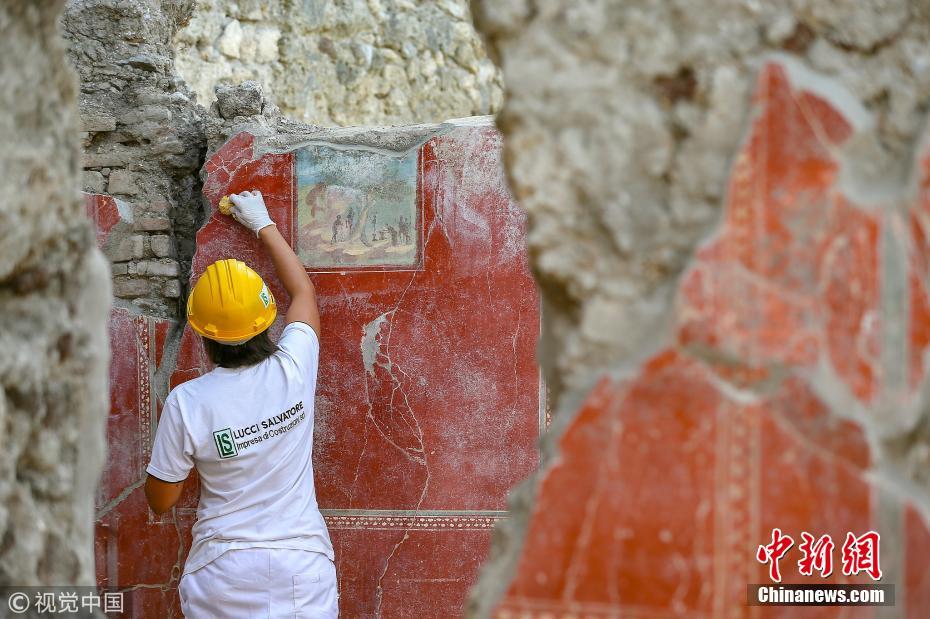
[143,190,338,618]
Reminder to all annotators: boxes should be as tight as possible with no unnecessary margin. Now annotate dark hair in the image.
[203,330,279,369]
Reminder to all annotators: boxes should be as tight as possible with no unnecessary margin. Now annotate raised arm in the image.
[229,190,321,335]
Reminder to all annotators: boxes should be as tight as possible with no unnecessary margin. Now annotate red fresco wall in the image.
[89,122,542,617]
[494,59,930,618]
[89,192,192,615]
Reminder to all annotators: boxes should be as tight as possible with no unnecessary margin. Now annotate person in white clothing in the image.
[144,190,338,618]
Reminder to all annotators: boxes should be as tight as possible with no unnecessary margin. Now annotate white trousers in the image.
[179,548,339,618]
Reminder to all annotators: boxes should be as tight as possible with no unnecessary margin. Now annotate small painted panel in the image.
[295,144,419,269]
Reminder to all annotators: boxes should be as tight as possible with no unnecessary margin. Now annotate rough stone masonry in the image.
[468,0,930,616]
[0,0,110,586]
[62,0,505,321]
[63,0,206,320]
[174,0,503,126]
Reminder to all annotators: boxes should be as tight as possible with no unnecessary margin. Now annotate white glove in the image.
[229,190,274,237]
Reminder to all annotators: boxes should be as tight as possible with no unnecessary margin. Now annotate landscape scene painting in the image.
[295,144,419,269]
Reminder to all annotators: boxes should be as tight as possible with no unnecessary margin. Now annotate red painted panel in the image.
[332,527,493,618]
[96,306,184,617]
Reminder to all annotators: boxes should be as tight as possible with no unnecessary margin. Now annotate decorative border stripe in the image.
[322,509,507,531]
[136,315,154,475]
[497,597,714,619]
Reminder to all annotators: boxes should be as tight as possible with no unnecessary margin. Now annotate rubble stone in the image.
[174,0,503,125]
[82,170,106,193]
[0,0,109,586]
[217,20,242,59]
[215,81,263,119]
[106,169,138,195]
[149,235,172,258]
[64,0,206,318]
[112,277,150,298]
[161,279,181,298]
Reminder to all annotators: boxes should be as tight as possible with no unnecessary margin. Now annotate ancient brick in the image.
[133,217,171,232]
[106,235,144,262]
[125,53,168,72]
[82,147,132,168]
[82,170,106,193]
[112,277,150,298]
[147,201,172,215]
[106,169,138,195]
[161,279,181,298]
[80,110,116,132]
[149,235,172,258]
[135,260,178,277]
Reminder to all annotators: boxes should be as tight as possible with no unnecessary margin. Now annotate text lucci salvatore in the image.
[230,401,304,440]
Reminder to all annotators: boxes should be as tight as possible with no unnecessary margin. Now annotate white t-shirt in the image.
[146,321,334,576]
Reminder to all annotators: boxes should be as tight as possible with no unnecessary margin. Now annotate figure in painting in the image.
[398,216,410,245]
[346,207,355,235]
[332,214,342,244]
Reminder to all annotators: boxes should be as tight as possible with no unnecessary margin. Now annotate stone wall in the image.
[61,0,504,320]
[174,0,503,126]
[468,0,930,616]
[63,0,206,319]
[0,0,110,586]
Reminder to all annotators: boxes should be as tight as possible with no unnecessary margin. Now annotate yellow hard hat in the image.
[187,259,277,344]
